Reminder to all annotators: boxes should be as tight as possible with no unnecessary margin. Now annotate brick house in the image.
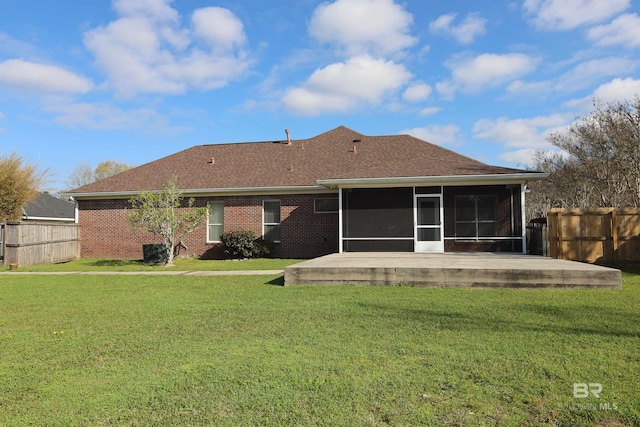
[66,126,546,259]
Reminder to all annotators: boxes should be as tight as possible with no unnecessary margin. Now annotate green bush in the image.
[220,231,276,259]
[221,231,257,258]
[253,239,275,258]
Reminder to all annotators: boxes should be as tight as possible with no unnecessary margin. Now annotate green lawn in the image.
[9,257,303,272]
[1,269,638,426]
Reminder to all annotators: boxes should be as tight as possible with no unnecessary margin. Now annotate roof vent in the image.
[285,128,291,145]
[352,139,361,143]
[351,145,358,154]
[208,157,215,164]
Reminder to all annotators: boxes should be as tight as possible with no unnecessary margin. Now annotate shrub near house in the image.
[221,231,275,259]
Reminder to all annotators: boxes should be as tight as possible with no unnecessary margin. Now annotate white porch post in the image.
[338,187,343,253]
[521,182,527,254]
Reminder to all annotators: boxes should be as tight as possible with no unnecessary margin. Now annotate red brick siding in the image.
[78,193,338,260]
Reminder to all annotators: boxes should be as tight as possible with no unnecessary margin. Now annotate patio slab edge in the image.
[284,253,622,289]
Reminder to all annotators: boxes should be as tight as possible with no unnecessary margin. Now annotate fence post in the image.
[556,210,564,259]
[547,210,556,258]
[611,209,618,265]
[0,223,4,266]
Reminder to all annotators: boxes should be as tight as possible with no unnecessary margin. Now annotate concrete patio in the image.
[283,253,622,289]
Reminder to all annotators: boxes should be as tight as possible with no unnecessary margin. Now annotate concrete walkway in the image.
[1,270,284,276]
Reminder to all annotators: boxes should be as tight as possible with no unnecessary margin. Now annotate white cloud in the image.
[308,0,417,56]
[523,0,630,30]
[401,124,462,146]
[83,0,251,98]
[0,32,44,59]
[473,114,569,149]
[113,0,179,21]
[44,101,172,131]
[192,7,247,51]
[419,107,442,117]
[438,53,538,97]
[402,83,432,102]
[556,57,638,91]
[566,77,640,109]
[587,13,640,48]
[499,148,538,165]
[282,55,412,115]
[591,77,640,101]
[508,57,638,96]
[0,59,93,94]
[506,80,553,97]
[429,12,487,45]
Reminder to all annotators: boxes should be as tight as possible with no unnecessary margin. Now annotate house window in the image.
[263,200,281,242]
[314,197,339,213]
[455,195,498,238]
[207,201,224,242]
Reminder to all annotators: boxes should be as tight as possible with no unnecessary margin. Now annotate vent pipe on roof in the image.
[208,157,215,164]
[285,128,291,145]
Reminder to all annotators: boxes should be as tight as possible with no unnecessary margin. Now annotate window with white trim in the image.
[263,200,281,242]
[207,201,224,242]
[455,195,498,238]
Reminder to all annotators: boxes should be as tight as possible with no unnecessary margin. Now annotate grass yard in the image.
[10,257,303,272]
[0,268,638,426]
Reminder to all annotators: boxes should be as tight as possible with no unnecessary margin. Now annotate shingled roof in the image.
[23,192,75,220]
[68,126,536,195]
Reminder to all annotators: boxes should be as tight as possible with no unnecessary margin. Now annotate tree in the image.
[0,153,47,221]
[94,160,133,181]
[528,96,640,216]
[67,160,133,189]
[126,177,207,267]
[67,164,94,189]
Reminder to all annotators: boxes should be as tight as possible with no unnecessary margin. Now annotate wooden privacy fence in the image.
[547,208,640,264]
[1,222,80,267]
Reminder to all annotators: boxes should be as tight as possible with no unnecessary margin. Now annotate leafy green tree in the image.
[0,153,47,221]
[127,177,207,267]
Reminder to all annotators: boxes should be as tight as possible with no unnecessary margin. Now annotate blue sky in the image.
[1,0,639,191]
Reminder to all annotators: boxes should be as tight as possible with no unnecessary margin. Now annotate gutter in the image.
[64,173,549,199]
[316,172,549,188]
[21,216,76,222]
[64,185,336,200]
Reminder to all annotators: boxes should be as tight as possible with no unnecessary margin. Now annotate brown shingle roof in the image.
[68,126,531,194]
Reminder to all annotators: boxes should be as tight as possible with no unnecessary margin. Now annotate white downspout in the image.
[338,188,343,253]
[521,182,527,254]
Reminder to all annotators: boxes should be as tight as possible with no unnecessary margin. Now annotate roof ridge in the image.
[310,125,365,139]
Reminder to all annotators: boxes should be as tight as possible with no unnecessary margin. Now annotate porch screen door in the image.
[415,195,444,253]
